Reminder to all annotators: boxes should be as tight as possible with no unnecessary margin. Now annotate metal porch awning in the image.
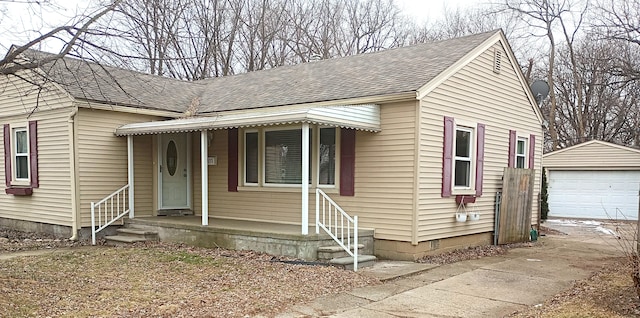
[115,104,381,136]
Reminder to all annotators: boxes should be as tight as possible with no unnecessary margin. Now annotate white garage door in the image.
[548,170,640,221]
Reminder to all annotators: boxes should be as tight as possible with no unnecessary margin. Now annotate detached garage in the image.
[543,140,640,221]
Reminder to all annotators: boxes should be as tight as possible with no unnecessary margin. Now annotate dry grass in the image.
[0,240,378,317]
[509,259,639,317]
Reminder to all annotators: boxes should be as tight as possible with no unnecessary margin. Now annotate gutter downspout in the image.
[68,106,79,240]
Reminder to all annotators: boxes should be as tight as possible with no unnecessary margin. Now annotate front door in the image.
[159,133,191,209]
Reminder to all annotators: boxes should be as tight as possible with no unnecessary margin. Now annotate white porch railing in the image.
[91,185,130,245]
[315,188,359,271]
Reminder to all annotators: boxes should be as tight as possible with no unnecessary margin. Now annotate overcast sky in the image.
[396,0,486,23]
[0,0,486,53]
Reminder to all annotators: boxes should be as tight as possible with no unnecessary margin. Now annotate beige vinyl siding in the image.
[76,108,160,226]
[0,106,74,226]
[193,101,417,242]
[543,141,640,170]
[417,42,543,242]
[336,101,416,241]
[0,72,72,117]
[133,134,154,215]
[193,130,309,224]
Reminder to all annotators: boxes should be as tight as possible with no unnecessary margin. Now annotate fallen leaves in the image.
[0,228,379,317]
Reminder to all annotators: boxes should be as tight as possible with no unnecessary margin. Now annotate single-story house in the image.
[543,140,640,221]
[0,29,542,260]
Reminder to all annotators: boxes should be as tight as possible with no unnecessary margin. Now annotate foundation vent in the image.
[493,49,503,74]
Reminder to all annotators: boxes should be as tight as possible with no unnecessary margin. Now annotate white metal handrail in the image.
[315,188,359,271]
[91,184,130,245]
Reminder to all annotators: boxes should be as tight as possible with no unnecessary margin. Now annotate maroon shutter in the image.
[475,123,485,197]
[28,121,38,188]
[227,128,238,192]
[528,134,535,169]
[508,130,516,168]
[340,128,355,196]
[442,116,454,197]
[3,124,11,187]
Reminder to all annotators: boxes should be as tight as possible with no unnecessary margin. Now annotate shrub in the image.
[540,169,549,220]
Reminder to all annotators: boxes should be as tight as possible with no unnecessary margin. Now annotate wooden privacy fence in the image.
[496,168,535,244]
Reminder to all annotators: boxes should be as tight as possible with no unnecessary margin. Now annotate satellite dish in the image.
[530,80,550,105]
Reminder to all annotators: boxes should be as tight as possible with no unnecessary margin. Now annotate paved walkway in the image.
[276,219,626,317]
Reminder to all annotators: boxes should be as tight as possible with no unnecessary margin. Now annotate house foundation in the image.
[124,216,375,261]
[374,232,494,261]
[0,217,73,238]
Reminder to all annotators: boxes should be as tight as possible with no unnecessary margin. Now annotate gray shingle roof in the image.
[23,50,203,113]
[197,30,499,113]
[25,30,499,114]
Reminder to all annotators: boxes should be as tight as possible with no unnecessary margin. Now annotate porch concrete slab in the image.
[359,260,438,281]
[355,288,524,318]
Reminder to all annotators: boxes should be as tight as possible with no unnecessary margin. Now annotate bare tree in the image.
[0,1,122,75]
[500,0,588,151]
[594,0,640,81]
[553,37,640,147]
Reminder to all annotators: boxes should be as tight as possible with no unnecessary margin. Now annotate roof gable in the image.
[543,140,640,170]
[544,140,640,158]
[417,31,543,124]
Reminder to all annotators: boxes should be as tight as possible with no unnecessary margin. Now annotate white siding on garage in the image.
[548,170,640,220]
[543,140,640,170]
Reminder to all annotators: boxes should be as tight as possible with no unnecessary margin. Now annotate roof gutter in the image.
[74,100,182,118]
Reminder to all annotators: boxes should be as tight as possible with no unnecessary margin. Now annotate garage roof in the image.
[543,140,640,170]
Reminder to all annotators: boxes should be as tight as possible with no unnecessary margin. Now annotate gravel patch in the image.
[417,242,538,265]
[0,226,87,252]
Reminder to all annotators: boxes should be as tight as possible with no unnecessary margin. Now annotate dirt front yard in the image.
[0,227,378,317]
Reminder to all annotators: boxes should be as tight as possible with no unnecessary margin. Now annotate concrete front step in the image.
[317,244,365,260]
[329,254,377,270]
[104,235,150,246]
[116,228,159,240]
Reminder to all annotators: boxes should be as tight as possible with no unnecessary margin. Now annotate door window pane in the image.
[166,140,178,176]
[245,132,258,184]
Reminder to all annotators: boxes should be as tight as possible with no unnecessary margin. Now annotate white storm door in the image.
[159,133,191,209]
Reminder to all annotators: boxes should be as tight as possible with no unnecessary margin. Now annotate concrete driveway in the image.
[276,219,626,318]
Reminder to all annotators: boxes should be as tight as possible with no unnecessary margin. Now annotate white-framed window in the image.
[243,126,337,187]
[318,127,336,186]
[454,126,474,188]
[13,127,29,181]
[516,137,527,169]
[264,128,309,185]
